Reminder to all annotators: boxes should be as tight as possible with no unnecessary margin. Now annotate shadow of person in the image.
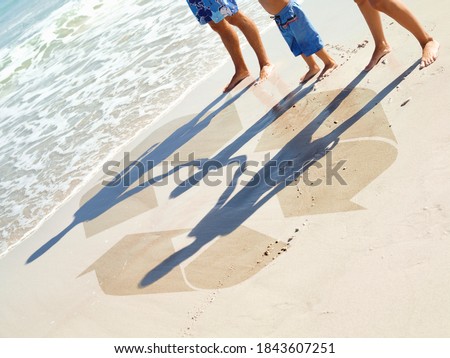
[26,83,255,264]
[140,60,420,287]
[169,81,317,199]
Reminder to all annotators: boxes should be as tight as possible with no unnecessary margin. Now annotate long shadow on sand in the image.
[26,82,255,264]
[139,60,420,287]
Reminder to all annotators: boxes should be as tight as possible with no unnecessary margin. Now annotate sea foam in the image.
[0,0,272,257]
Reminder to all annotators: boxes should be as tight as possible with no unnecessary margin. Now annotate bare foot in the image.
[300,66,320,84]
[365,45,392,71]
[318,61,338,81]
[420,39,439,69]
[255,63,274,85]
[224,71,250,92]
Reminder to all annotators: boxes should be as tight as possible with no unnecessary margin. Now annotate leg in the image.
[287,2,335,81]
[355,0,392,71]
[226,11,274,82]
[367,0,439,69]
[315,48,338,80]
[300,55,320,83]
[209,19,250,92]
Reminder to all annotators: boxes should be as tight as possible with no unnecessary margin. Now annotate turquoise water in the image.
[0,0,69,48]
[0,0,272,256]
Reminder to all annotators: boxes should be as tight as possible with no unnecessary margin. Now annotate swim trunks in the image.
[273,0,323,57]
[186,0,238,25]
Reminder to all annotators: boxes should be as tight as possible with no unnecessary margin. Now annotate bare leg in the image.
[355,0,392,71]
[226,11,274,83]
[367,0,439,69]
[300,55,320,83]
[209,19,250,92]
[315,48,338,80]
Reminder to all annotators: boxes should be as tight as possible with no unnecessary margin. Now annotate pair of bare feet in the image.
[364,38,440,71]
[300,60,339,84]
[300,37,440,83]
[223,63,274,92]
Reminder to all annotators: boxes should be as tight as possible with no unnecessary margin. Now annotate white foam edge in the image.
[0,23,277,260]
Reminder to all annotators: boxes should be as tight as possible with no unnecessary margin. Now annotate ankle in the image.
[375,41,391,51]
[420,36,435,48]
[235,67,250,75]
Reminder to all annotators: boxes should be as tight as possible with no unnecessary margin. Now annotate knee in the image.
[368,0,387,11]
[225,11,246,27]
[208,19,228,34]
[354,0,365,6]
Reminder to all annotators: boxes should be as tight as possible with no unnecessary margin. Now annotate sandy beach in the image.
[0,0,449,338]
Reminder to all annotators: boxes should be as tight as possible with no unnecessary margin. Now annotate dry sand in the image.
[0,0,449,337]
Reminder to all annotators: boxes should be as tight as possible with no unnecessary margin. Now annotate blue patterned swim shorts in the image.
[186,0,239,25]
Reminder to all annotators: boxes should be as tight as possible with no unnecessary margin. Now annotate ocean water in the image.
[0,0,273,256]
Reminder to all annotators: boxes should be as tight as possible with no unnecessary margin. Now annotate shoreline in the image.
[0,1,275,259]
